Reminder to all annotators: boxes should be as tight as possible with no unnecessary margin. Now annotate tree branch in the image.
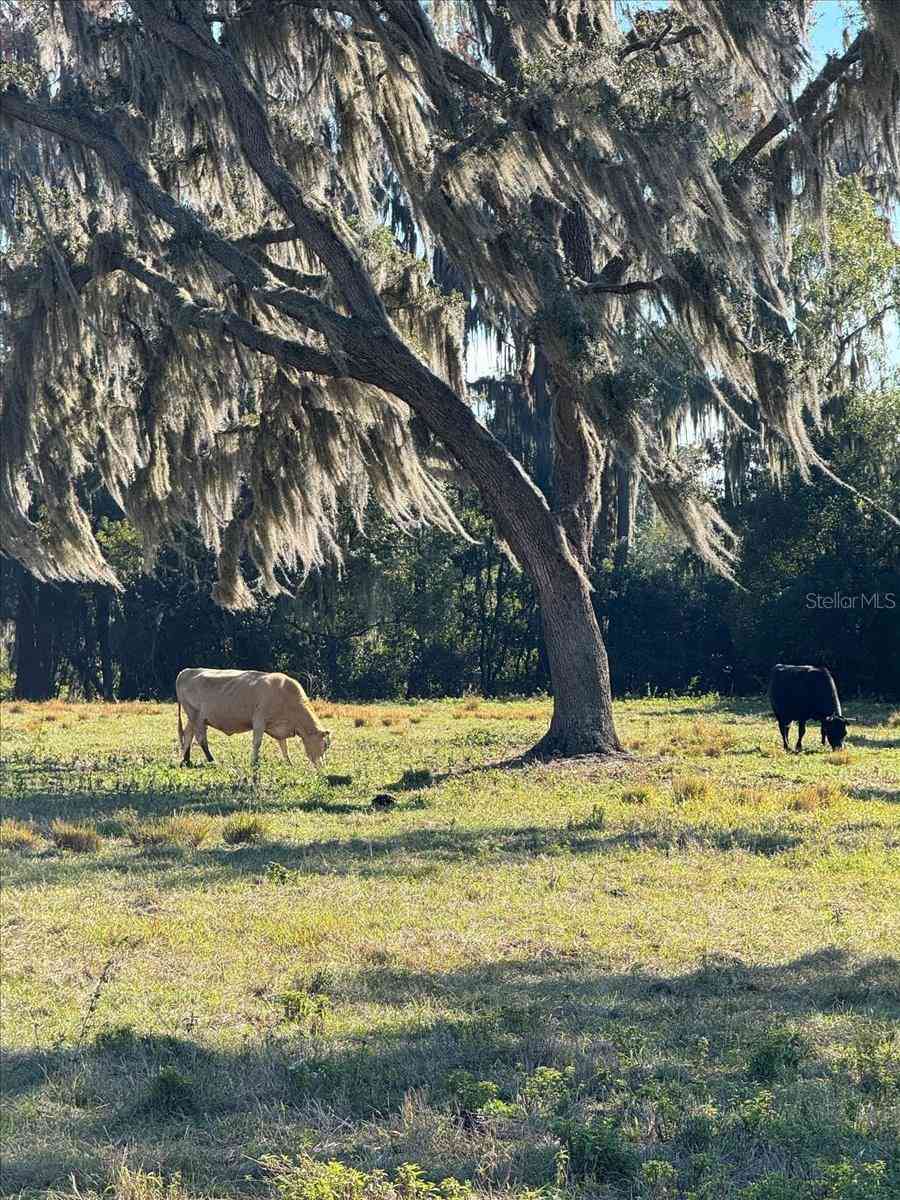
[131,0,388,321]
[732,33,864,169]
[619,22,705,61]
[576,277,663,296]
[116,252,342,377]
[0,87,348,340]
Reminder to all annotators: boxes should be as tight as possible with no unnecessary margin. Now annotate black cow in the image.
[769,664,851,753]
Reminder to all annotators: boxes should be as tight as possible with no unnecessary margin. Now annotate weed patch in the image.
[0,818,41,851]
[672,774,715,804]
[49,819,101,853]
[222,813,269,845]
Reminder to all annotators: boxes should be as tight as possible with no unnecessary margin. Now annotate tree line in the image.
[5,380,897,703]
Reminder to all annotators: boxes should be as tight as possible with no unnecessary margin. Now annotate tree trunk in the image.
[96,587,114,699]
[13,572,55,700]
[528,557,622,758]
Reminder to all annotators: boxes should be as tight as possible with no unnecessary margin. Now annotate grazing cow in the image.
[175,668,331,767]
[768,664,850,753]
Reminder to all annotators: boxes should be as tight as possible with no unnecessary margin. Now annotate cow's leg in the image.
[778,719,791,752]
[195,716,214,763]
[795,719,806,752]
[821,721,828,746]
[277,739,292,766]
[251,717,265,768]
[180,705,199,766]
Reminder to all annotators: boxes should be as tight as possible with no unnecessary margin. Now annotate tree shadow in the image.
[3,947,898,1195]
[3,816,808,893]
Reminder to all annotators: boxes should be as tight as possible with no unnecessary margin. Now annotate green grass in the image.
[1,695,898,1199]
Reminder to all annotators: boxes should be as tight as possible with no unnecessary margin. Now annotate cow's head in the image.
[822,714,849,750]
[300,727,331,765]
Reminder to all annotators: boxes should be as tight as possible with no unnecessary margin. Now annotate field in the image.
[1,695,898,1200]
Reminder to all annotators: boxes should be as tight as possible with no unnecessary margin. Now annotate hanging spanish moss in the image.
[1,0,897,606]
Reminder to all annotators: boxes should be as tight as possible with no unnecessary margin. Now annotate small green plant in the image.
[144,1066,195,1115]
[222,813,269,845]
[739,1174,806,1200]
[109,1165,190,1200]
[49,819,101,853]
[845,1032,900,1094]
[554,1116,639,1182]
[748,1028,808,1081]
[521,1065,573,1115]
[0,817,40,851]
[275,990,332,1033]
[671,775,714,805]
[446,1069,501,1114]
[264,1153,475,1200]
[266,861,291,885]
[641,1159,678,1197]
[569,804,605,831]
[817,1159,889,1200]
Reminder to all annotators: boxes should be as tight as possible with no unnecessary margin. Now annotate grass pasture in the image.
[1,695,898,1200]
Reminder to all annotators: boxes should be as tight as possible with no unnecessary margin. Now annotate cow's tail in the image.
[177,700,184,749]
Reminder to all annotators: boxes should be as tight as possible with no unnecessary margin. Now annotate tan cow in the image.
[175,668,331,767]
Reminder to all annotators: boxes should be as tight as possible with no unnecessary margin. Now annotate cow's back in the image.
[176,668,273,733]
[769,665,840,719]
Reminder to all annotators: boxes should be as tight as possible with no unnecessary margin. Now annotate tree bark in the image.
[529,556,621,758]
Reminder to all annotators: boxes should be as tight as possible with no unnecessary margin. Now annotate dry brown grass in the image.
[0,818,41,852]
[886,710,900,728]
[825,750,856,766]
[732,787,772,808]
[671,718,737,757]
[620,786,656,805]
[789,782,846,812]
[222,814,269,845]
[49,820,101,853]
[124,812,214,851]
[672,774,715,805]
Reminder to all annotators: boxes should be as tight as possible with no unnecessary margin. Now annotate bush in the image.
[0,818,41,851]
[222,814,269,845]
[521,1066,572,1116]
[49,820,101,853]
[445,1069,501,1114]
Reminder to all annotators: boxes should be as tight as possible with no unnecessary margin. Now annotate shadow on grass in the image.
[3,946,899,1195]
[2,816,808,891]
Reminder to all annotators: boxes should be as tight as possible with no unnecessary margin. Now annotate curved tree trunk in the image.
[528,556,621,758]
